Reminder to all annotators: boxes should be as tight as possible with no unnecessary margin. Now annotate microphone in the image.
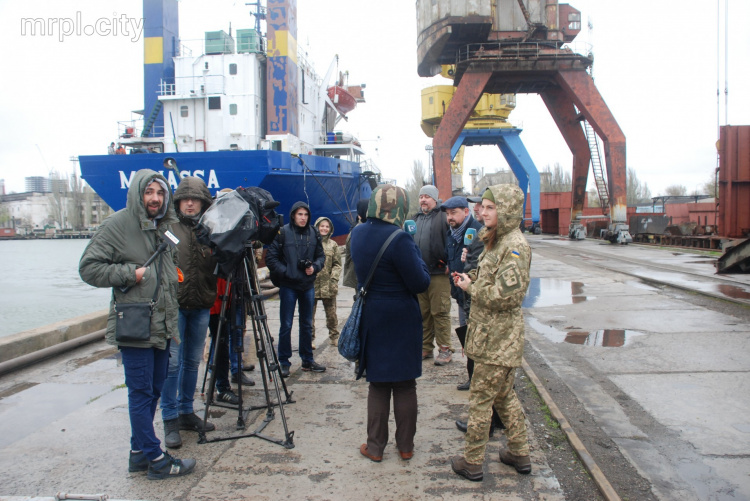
[120,230,180,293]
[404,220,417,235]
[464,227,477,246]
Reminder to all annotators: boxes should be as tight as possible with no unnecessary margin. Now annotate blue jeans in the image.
[120,344,170,460]
[161,308,210,421]
[278,286,315,367]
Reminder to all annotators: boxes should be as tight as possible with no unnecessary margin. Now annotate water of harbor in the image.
[0,239,111,338]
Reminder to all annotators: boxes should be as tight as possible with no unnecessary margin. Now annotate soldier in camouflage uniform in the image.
[313,216,342,347]
[449,184,532,481]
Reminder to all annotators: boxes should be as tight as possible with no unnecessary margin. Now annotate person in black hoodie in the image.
[265,201,326,377]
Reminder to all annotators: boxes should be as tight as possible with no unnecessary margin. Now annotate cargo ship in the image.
[78,0,377,238]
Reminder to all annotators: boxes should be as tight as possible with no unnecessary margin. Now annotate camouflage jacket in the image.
[465,185,531,367]
[314,217,342,298]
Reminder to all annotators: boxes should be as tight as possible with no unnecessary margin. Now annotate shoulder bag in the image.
[114,255,163,344]
[338,229,400,362]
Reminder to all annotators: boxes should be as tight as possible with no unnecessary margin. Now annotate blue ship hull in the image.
[79,150,373,238]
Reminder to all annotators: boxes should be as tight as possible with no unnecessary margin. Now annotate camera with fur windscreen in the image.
[196,186,282,274]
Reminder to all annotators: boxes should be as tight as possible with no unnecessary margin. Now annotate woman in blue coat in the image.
[350,184,430,462]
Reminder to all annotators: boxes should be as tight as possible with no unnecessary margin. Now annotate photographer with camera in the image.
[265,201,326,377]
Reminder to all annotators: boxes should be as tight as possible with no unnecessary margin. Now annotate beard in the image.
[146,203,162,218]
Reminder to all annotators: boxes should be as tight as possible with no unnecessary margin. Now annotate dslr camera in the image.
[298,259,313,270]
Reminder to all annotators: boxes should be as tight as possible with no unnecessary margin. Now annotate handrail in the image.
[456,41,593,65]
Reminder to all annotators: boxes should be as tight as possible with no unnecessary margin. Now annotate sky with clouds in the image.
[0,0,748,198]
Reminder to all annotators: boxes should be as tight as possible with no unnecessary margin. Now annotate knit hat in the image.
[367,184,409,228]
[419,184,439,202]
[482,188,495,203]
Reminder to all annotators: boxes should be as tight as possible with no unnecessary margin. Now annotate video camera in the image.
[196,186,282,274]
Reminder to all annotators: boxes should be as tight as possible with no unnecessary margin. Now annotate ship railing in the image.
[167,75,226,97]
[176,43,193,57]
[117,120,165,139]
[456,41,593,64]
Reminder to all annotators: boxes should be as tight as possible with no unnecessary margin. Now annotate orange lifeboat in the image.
[327,85,357,115]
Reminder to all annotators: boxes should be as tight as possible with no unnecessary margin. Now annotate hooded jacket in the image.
[79,169,179,349]
[265,201,325,291]
[314,216,342,298]
[464,184,531,367]
[172,176,217,309]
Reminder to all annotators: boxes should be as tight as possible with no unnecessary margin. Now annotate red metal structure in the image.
[718,125,750,239]
[416,0,631,243]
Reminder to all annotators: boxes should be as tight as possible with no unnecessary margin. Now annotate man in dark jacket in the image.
[443,196,483,329]
[79,169,195,479]
[265,201,326,377]
[412,185,452,365]
[160,176,239,449]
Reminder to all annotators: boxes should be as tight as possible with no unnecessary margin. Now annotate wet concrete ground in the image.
[526,237,750,500]
[0,278,574,500]
[1,235,748,500]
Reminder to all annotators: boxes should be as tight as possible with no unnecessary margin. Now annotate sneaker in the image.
[217,389,239,405]
[280,365,291,378]
[301,361,326,373]
[163,418,182,449]
[311,340,317,350]
[434,347,452,366]
[147,452,196,480]
[451,455,483,481]
[129,451,149,473]
[457,379,471,391]
[499,449,532,474]
[231,372,256,386]
[178,412,215,432]
[422,350,433,360]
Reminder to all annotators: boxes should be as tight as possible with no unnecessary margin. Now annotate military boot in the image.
[163,418,182,449]
[499,449,531,474]
[451,455,483,481]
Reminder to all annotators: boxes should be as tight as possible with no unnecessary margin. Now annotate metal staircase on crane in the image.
[583,119,609,212]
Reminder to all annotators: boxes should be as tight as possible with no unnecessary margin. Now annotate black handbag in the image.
[114,256,163,344]
[338,229,400,362]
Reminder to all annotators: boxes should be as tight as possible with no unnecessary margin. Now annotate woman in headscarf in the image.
[350,184,430,462]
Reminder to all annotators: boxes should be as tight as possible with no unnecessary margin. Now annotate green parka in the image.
[172,176,217,309]
[313,216,342,299]
[79,169,179,349]
[464,184,531,367]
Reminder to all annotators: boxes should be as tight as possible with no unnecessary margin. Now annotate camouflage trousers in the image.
[464,363,529,463]
[312,297,339,342]
[418,274,452,352]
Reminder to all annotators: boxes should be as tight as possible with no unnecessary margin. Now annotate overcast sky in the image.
[1,0,748,197]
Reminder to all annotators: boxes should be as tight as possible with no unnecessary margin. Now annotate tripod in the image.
[199,246,295,448]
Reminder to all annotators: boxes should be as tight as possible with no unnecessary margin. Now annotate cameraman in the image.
[265,201,326,377]
[160,176,225,449]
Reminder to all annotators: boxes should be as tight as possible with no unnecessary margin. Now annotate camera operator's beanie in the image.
[367,184,409,228]
[419,184,439,202]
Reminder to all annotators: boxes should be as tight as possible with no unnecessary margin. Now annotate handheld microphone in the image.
[464,227,476,246]
[120,230,180,293]
[404,220,417,235]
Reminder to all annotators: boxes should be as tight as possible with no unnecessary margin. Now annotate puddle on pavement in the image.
[631,268,750,302]
[0,382,39,400]
[625,280,660,292]
[523,278,592,308]
[527,318,644,347]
